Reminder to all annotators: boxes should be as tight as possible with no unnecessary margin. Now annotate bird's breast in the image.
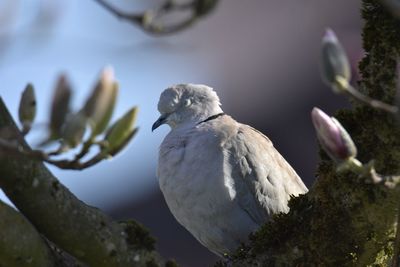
[158,130,221,196]
[158,129,230,215]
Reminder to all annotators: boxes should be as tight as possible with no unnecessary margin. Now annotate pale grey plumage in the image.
[154,84,308,257]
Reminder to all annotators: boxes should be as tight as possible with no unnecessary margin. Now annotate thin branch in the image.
[45,153,106,170]
[93,0,143,23]
[345,84,398,113]
[0,137,109,170]
[74,138,94,160]
[335,76,399,114]
[358,161,400,189]
[92,0,212,35]
[146,16,197,35]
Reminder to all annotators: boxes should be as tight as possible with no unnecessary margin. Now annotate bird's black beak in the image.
[152,115,168,132]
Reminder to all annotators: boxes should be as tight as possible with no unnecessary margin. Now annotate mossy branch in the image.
[218,0,400,266]
[0,97,164,267]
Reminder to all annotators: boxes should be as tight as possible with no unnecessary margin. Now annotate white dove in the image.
[152,84,308,257]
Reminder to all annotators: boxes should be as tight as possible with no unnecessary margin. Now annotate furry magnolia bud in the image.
[82,67,118,137]
[107,128,138,157]
[18,84,36,133]
[104,107,138,155]
[320,29,351,92]
[62,113,87,148]
[311,107,357,162]
[50,74,72,138]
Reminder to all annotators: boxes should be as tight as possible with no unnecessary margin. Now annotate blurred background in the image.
[0,0,362,266]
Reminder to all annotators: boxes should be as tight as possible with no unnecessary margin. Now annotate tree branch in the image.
[0,199,94,267]
[0,200,55,267]
[92,0,218,35]
[93,0,143,24]
[0,97,164,267]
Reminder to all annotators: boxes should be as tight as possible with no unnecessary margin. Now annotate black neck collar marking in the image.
[197,112,225,125]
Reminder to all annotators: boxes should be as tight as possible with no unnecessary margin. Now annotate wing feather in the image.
[224,124,308,225]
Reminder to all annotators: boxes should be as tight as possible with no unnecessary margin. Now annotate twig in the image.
[0,137,108,170]
[45,153,106,170]
[93,0,143,24]
[92,0,203,35]
[74,138,94,160]
[335,76,398,114]
[345,84,398,114]
[365,164,400,189]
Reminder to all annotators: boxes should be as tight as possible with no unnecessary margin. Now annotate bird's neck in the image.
[171,106,224,131]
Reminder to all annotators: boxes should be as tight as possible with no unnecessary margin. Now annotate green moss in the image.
[335,107,400,175]
[119,220,156,252]
[223,159,399,266]
[359,0,400,103]
[145,258,159,267]
[164,259,179,267]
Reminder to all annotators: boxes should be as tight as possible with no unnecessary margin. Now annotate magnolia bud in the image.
[62,113,87,148]
[50,74,72,138]
[91,81,118,137]
[107,128,138,157]
[311,107,357,162]
[18,84,36,133]
[104,107,138,154]
[320,29,351,92]
[82,67,118,136]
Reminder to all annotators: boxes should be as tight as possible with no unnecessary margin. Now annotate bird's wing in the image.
[223,123,308,226]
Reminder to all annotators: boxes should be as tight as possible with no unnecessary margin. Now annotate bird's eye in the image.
[184,98,192,107]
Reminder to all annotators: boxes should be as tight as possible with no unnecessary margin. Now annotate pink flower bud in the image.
[311,107,357,161]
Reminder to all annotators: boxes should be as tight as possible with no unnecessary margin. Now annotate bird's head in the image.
[152,84,223,131]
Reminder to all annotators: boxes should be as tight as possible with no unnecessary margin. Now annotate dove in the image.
[152,84,308,257]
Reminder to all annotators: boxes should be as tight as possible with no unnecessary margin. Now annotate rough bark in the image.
[216,0,400,266]
[0,97,164,267]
